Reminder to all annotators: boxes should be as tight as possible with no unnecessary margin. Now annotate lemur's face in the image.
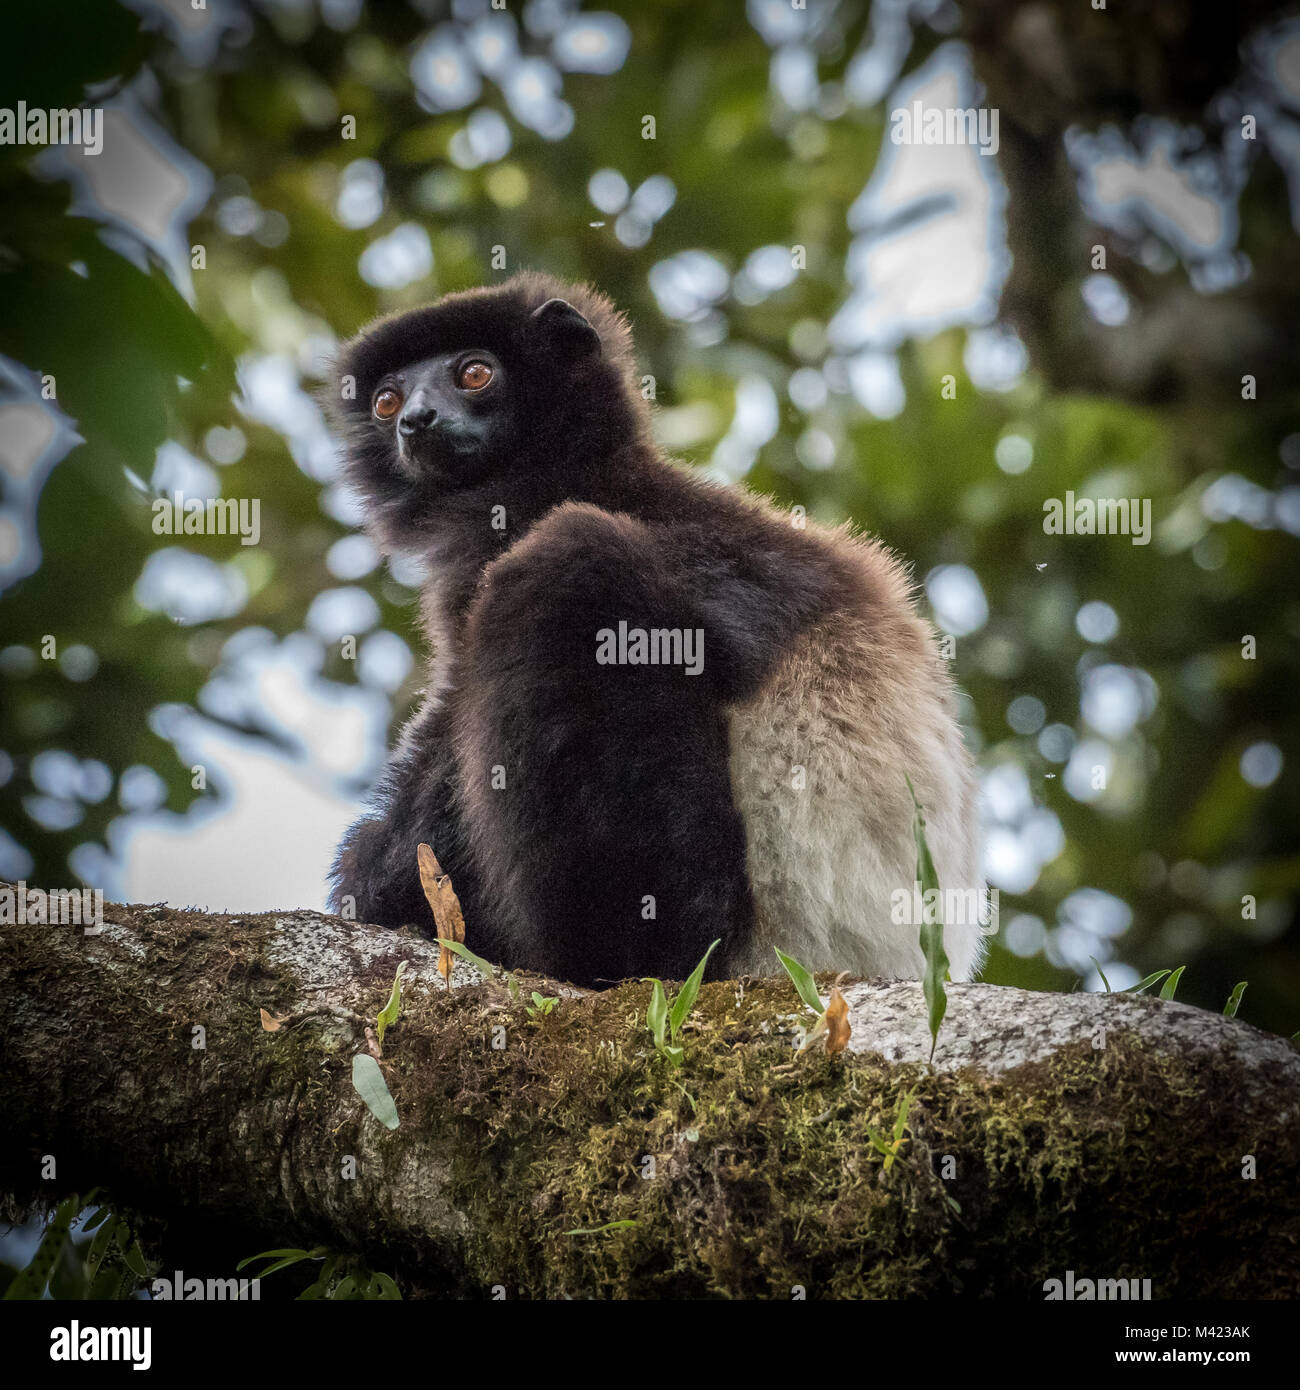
[369,348,514,485]
[332,285,631,548]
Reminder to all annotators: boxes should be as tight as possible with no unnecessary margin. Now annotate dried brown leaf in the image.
[418,842,466,988]
[824,985,851,1055]
[797,984,852,1056]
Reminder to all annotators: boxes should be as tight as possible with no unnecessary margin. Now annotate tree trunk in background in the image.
[962,0,1300,405]
[1,896,1297,1298]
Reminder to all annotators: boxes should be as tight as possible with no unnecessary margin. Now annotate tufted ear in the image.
[531,297,602,358]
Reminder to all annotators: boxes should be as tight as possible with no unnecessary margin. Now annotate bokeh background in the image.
[1,0,1298,1030]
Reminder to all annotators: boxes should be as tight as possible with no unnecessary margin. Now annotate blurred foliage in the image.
[0,0,1297,1033]
[1,1193,159,1300]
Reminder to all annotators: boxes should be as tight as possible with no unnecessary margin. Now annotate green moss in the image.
[20,903,1291,1298]
[391,977,1300,1298]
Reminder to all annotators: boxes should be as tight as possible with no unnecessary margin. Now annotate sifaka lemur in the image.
[325,273,986,988]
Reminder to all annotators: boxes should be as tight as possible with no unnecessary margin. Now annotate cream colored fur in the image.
[725,524,986,982]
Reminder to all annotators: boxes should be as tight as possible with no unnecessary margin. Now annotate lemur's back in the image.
[721,510,986,980]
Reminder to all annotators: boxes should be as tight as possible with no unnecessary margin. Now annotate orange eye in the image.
[457,360,493,391]
[373,388,402,420]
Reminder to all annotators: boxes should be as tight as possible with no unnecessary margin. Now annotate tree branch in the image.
[1,894,1297,1297]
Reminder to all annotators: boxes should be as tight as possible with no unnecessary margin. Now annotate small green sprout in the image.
[643,938,720,1067]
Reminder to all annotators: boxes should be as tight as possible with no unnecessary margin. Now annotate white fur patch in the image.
[725,621,986,983]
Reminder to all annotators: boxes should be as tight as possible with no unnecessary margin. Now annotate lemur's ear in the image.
[531,298,602,357]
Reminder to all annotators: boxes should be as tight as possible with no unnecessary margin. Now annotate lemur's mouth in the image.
[398,425,482,473]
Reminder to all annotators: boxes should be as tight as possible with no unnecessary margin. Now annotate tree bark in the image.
[1,895,1297,1298]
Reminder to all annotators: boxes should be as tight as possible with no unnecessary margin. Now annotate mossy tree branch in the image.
[1,895,1297,1297]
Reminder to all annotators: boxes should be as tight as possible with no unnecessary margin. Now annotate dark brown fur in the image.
[327,274,870,984]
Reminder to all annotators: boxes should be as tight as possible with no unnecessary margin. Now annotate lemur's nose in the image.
[399,400,438,436]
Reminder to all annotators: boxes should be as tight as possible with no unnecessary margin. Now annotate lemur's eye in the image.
[457,360,493,391]
[373,388,402,420]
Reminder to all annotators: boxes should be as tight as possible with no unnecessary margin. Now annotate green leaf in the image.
[370,1272,402,1299]
[48,1238,89,1300]
[375,960,407,1044]
[100,1265,137,1301]
[668,938,720,1040]
[644,978,668,1049]
[351,1054,400,1130]
[893,1083,919,1143]
[438,937,497,979]
[864,1130,893,1158]
[4,1193,80,1299]
[1124,970,1171,995]
[563,1220,639,1236]
[88,1269,126,1300]
[1089,956,1111,993]
[84,1216,120,1283]
[1223,981,1248,1018]
[774,947,824,1015]
[907,775,949,1062]
[121,1239,150,1279]
[1158,966,1186,1001]
[296,1256,339,1299]
[236,1247,310,1272]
